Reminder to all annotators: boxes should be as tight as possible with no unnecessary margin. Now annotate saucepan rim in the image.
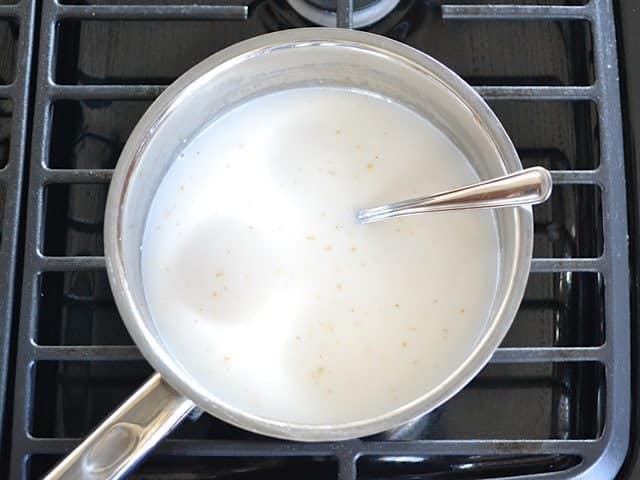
[104,27,534,441]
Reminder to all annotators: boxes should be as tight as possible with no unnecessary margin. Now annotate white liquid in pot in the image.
[142,87,500,425]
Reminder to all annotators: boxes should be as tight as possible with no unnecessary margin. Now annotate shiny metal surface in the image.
[42,374,194,480]
[45,27,533,478]
[285,0,401,28]
[103,26,532,440]
[357,166,552,224]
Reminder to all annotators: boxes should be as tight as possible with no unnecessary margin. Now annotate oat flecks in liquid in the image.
[142,87,500,425]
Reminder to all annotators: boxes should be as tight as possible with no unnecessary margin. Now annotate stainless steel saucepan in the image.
[44,28,534,480]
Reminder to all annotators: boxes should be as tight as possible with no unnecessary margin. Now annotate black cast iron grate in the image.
[8,1,630,479]
[0,0,34,457]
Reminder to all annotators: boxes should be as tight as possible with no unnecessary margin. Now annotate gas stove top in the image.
[0,1,636,479]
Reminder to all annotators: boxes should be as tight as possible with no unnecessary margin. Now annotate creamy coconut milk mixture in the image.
[142,87,500,425]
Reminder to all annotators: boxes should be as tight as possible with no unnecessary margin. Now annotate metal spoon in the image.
[357,166,552,224]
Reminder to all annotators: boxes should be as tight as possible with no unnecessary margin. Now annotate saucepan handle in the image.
[43,373,195,480]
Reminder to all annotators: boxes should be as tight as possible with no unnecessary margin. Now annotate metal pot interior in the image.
[106,29,532,439]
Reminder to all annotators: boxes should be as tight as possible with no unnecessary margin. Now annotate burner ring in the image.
[286,0,401,27]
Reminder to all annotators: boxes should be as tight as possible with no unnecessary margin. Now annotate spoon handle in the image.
[357,166,553,224]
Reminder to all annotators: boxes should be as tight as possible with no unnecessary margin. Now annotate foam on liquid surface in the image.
[142,87,500,425]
